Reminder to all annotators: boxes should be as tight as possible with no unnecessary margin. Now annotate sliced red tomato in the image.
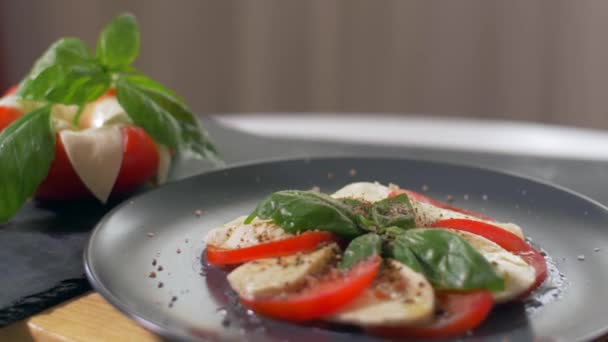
[206,231,337,266]
[389,188,494,221]
[0,106,22,132]
[432,218,547,298]
[240,256,381,322]
[112,126,159,195]
[35,126,159,200]
[367,291,494,339]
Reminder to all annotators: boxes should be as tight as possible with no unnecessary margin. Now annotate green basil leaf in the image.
[371,194,416,229]
[96,13,140,70]
[120,75,220,162]
[26,38,92,77]
[19,38,109,104]
[0,106,55,222]
[246,190,364,238]
[388,228,505,292]
[115,76,181,149]
[382,225,411,239]
[340,233,382,269]
[338,197,377,231]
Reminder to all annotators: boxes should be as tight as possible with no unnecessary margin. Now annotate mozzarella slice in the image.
[330,259,434,326]
[59,126,123,202]
[79,96,131,129]
[155,144,171,185]
[0,95,42,114]
[331,182,392,203]
[227,243,338,298]
[412,200,524,238]
[205,215,291,250]
[442,229,535,303]
[50,104,79,131]
[0,95,20,108]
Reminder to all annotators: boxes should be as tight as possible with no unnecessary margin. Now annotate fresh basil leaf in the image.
[115,76,181,149]
[26,38,92,77]
[340,233,382,269]
[0,106,55,222]
[388,228,504,292]
[382,226,410,239]
[338,197,377,230]
[19,38,109,104]
[97,13,140,70]
[123,75,186,105]
[371,194,416,229]
[120,75,220,162]
[245,190,364,238]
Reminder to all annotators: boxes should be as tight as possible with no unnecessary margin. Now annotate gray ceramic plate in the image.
[85,157,608,342]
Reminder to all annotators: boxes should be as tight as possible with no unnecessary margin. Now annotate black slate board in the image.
[2,117,608,327]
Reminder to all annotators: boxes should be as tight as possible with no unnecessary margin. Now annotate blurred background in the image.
[2,0,608,129]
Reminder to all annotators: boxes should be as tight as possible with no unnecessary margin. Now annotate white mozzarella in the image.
[412,200,524,238]
[443,229,535,303]
[227,243,338,298]
[0,95,20,108]
[0,95,42,114]
[155,144,171,185]
[204,215,291,250]
[79,97,131,129]
[331,182,392,203]
[51,104,79,131]
[59,126,124,202]
[330,259,434,326]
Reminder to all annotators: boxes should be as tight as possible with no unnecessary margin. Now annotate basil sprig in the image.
[247,191,416,237]
[0,13,220,223]
[19,38,110,105]
[246,190,506,292]
[0,106,55,222]
[16,13,218,161]
[386,228,505,292]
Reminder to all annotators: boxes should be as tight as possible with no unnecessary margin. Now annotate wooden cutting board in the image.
[0,292,159,342]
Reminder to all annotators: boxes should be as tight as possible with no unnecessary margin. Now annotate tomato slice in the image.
[240,256,381,322]
[35,133,92,200]
[112,126,159,195]
[432,218,547,298]
[206,231,337,265]
[367,291,494,339]
[35,126,159,200]
[389,188,494,221]
[0,106,22,133]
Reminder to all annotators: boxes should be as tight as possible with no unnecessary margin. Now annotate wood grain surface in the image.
[0,292,160,342]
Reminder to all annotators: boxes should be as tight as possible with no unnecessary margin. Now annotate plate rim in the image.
[84,155,608,341]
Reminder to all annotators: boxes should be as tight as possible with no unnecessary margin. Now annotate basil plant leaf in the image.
[245,190,364,238]
[338,197,377,231]
[371,194,416,230]
[115,76,182,149]
[388,228,505,292]
[0,106,55,222]
[96,13,140,70]
[340,233,382,269]
[19,38,109,104]
[117,75,220,163]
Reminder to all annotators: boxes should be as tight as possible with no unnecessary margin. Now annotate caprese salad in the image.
[0,14,219,223]
[204,182,547,338]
